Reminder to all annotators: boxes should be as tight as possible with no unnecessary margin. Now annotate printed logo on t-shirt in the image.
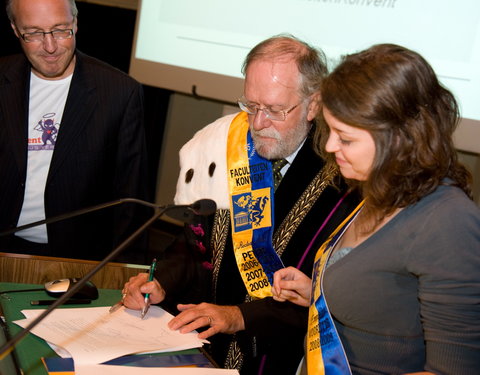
[28,112,59,151]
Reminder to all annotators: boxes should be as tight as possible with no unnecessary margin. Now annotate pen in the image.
[141,258,157,319]
[109,300,123,313]
[30,299,91,306]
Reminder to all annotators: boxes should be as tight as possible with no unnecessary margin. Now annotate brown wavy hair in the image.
[314,44,472,227]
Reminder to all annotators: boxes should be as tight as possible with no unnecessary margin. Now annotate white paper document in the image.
[14,305,207,365]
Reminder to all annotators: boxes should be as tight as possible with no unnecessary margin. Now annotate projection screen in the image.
[129,0,480,152]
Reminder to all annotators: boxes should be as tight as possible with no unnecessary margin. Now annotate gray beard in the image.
[251,119,311,160]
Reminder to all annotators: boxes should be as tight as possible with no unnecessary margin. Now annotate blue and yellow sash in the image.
[227,112,284,299]
[307,200,364,374]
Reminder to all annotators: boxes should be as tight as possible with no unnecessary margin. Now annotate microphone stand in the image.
[0,203,169,359]
[0,198,164,236]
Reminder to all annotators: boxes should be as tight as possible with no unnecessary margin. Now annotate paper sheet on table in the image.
[13,306,207,365]
[75,364,239,375]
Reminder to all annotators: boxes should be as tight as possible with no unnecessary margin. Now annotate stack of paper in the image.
[14,306,239,374]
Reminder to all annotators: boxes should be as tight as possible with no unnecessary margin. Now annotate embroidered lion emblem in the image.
[250,196,269,226]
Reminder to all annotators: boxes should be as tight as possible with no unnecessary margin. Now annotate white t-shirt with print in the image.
[16,72,72,243]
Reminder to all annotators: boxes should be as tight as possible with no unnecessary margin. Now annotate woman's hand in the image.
[272,266,312,307]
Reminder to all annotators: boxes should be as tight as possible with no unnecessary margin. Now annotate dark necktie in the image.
[272,159,288,190]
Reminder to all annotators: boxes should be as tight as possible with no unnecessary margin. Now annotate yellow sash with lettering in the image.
[227,112,284,299]
[307,200,364,374]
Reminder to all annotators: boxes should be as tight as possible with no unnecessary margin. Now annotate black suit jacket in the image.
[217,135,359,374]
[0,51,148,260]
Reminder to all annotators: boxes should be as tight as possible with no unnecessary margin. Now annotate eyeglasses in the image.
[237,97,302,121]
[20,29,74,43]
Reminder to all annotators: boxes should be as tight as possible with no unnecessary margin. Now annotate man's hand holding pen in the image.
[121,271,166,313]
[119,267,246,339]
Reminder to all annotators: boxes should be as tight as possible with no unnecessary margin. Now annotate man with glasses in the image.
[123,35,359,374]
[0,0,147,261]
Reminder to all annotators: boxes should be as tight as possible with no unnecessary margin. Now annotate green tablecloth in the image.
[0,282,121,375]
[0,282,215,374]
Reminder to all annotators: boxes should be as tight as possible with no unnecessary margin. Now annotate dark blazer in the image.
[216,135,360,375]
[0,51,148,260]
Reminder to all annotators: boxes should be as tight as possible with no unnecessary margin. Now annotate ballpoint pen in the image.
[141,258,157,319]
[109,297,124,313]
[109,287,129,313]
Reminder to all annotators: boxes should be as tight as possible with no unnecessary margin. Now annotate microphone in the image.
[166,197,218,223]
[190,198,217,216]
[0,198,216,358]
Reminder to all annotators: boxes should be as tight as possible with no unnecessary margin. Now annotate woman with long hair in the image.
[272,44,480,374]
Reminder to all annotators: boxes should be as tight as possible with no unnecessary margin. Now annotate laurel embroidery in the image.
[224,336,244,370]
[273,167,337,256]
[211,209,230,300]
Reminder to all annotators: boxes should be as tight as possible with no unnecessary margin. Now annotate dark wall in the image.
[1,0,21,55]
[0,0,171,200]
[76,2,136,74]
